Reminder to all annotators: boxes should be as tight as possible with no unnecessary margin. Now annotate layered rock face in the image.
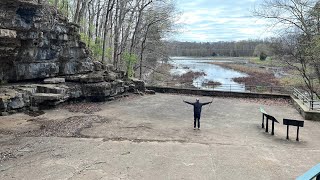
[0,0,146,114]
[0,0,93,81]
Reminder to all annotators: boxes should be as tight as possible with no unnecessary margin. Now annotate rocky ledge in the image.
[0,0,152,115]
[0,65,146,115]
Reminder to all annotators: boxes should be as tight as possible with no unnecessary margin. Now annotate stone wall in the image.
[0,0,93,82]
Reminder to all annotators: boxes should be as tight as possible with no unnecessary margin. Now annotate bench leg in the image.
[266,118,269,133]
[286,125,289,140]
[271,121,275,135]
[262,114,264,128]
[296,126,300,141]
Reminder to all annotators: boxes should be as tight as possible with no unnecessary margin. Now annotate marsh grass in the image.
[211,62,279,86]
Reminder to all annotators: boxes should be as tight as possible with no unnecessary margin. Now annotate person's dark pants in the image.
[194,115,201,128]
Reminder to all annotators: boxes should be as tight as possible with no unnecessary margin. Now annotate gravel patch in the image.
[60,102,104,114]
[23,116,109,137]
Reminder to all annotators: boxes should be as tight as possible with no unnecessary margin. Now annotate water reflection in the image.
[169,57,248,91]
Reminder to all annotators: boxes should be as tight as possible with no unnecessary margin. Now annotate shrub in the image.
[260,52,267,61]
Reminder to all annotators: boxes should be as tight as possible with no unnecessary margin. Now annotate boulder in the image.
[93,61,104,71]
[7,93,25,109]
[131,78,145,92]
[0,88,26,111]
[82,82,112,101]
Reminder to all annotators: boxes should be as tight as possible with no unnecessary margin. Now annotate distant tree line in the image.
[166,40,271,57]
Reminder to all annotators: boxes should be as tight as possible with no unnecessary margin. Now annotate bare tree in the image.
[101,0,116,64]
[254,0,320,98]
[48,0,177,79]
[137,1,174,78]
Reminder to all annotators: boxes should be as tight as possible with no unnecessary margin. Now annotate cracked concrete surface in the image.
[0,94,320,180]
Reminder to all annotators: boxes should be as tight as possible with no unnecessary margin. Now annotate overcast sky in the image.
[172,0,273,42]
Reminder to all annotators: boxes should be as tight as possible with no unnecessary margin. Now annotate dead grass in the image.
[173,71,206,82]
[210,62,280,86]
[149,63,207,88]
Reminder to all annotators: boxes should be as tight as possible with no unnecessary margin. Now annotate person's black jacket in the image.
[183,100,212,117]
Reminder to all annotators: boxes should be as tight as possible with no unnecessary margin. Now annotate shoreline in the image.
[149,57,287,89]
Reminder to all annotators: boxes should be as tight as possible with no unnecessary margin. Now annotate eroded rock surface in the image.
[0,0,93,81]
[0,0,146,114]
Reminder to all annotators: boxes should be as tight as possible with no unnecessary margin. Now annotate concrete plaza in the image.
[0,94,319,179]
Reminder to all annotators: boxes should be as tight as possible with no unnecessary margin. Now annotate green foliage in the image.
[259,52,267,61]
[48,0,69,17]
[105,47,113,60]
[80,33,109,60]
[253,43,272,61]
[123,52,138,78]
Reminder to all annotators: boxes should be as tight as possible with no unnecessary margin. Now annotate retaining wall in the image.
[146,86,291,99]
[291,97,320,121]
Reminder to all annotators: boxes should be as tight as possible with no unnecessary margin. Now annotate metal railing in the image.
[147,81,292,94]
[293,88,320,110]
[148,81,320,111]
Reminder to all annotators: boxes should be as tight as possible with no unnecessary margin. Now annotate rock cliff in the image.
[0,0,146,115]
[0,0,94,81]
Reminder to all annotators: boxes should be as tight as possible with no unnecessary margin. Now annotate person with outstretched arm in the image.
[183,98,212,130]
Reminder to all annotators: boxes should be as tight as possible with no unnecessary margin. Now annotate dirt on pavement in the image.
[0,94,319,180]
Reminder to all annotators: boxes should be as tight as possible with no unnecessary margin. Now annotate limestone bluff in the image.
[0,0,145,114]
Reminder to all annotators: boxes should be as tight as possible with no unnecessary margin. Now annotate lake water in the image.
[169,57,248,91]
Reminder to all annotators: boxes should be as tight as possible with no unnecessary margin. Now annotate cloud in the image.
[172,0,272,42]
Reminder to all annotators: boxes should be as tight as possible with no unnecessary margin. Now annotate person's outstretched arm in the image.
[183,100,194,105]
[201,101,213,106]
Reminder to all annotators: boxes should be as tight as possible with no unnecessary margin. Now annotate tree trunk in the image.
[102,0,116,64]
[77,0,88,26]
[73,0,81,23]
[95,0,101,44]
[54,0,59,7]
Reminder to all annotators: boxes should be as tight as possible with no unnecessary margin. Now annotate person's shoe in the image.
[197,128,200,130]
[193,128,196,130]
